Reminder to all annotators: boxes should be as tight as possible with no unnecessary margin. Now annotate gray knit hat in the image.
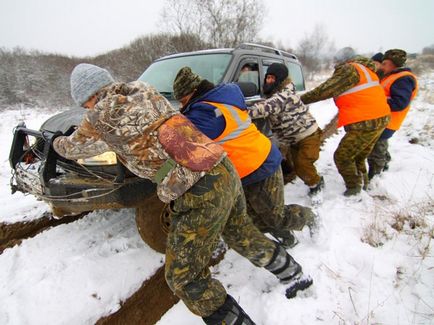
[173,67,202,100]
[334,47,357,64]
[70,63,114,106]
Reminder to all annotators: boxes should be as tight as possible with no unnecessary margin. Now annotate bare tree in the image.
[295,24,335,80]
[422,44,434,55]
[160,0,265,48]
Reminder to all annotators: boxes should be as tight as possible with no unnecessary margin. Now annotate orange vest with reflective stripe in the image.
[381,71,418,130]
[203,101,271,178]
[334,63,390,127]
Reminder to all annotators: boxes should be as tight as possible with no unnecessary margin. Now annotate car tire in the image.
[135,193,169,254]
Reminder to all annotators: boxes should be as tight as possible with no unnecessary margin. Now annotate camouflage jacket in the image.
[301,56,376,105]
[248,79,318,145]
[53,81,225,203]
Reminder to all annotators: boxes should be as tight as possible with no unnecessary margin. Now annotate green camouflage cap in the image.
[383,49,407,67]
[173,66,202,100]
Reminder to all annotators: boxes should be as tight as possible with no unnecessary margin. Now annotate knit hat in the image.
[70,63,114,106]
[371,52,384,63]
[334,47,357,63]
[265,63,289,83]
[383,49,407,67]
[173,67,203,100]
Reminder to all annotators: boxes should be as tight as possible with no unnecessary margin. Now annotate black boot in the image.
[265,244,313,299]
[308,176,324,196]
[202,295,256,325]
[269,229,299,249]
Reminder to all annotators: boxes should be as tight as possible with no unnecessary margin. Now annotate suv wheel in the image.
[135,194,169,254]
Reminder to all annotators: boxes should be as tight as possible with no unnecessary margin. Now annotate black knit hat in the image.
[371,52,384,63]
[266,63,289,83]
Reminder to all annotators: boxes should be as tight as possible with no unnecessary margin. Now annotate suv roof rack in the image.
[235,43,298,60]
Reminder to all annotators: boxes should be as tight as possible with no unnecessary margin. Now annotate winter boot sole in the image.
[285,275,313,299]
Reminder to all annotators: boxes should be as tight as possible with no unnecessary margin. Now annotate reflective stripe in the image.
[215,104,252,144]
[381,77,394,89]
[337,63,379,97]
[357,63,373,83]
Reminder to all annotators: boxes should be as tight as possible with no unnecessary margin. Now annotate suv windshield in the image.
[138,53,232,96]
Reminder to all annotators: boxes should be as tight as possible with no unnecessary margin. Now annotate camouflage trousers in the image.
[165,157,276,317]
[290,128,322,187]
[367,138,391,178]
[243,167,315,240]
[334,116,390,189]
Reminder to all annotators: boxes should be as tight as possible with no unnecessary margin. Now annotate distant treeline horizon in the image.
[1,31,433,109]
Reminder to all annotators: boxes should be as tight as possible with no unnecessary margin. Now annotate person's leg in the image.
[243,167,298,247]
[335,117,389,195]
[279,144,297,183]
[292,129,322,187]
[243,167,284,230]
[334,129,365,193]
[354,129,385,189]
[166,158,312,323]
[165,160,236,317]
[368,138,389,179]
[221,159,313,297]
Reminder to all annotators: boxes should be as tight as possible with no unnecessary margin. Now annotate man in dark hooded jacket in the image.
[173,67,317,247]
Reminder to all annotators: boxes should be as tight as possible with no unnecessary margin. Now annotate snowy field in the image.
[0,74,433,324]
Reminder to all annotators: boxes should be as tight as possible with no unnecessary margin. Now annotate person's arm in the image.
[248,93,284,119]
[53,115,110,159]
[300,64,360,104]
[183,103,226,140]
[388,76,416,111]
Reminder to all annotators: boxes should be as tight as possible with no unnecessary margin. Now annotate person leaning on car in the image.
[172,66,317,248]
[300,47,391,196]
[248,63,324,196]
[53,63,313,325]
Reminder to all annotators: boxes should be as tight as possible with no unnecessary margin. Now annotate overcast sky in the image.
[1,0,433,57]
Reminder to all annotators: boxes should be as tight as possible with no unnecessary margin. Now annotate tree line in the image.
[0,0,431,109]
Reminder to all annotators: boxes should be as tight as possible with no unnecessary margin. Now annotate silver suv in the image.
[139,43,305,104]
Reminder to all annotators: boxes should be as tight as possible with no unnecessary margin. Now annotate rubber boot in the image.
[265,244,313,299]
[202,294,256,325]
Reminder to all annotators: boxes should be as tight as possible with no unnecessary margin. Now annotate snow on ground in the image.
[0,73,433,325]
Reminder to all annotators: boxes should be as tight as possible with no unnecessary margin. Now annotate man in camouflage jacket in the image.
[301,48,390,196]
[249,63,323,195]
[53,63,313,324]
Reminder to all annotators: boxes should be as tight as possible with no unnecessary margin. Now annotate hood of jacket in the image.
[189,83,247,110]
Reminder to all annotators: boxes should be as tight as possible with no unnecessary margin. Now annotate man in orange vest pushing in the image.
[367,49,418,179]
[173,66,317,248]
[301,47,390,196]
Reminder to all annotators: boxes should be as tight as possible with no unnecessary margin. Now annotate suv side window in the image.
[235,60,260,95]
[287,62,305,91]
[261,59,305,93]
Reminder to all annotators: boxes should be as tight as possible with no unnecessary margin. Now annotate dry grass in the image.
[361,199,434,250]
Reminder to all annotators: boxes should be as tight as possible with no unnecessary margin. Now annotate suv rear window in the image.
[138,53,232,94]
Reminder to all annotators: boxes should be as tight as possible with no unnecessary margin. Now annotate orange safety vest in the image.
[381,71,418,130]
[334,63,390,127]
[203,101,271,178]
